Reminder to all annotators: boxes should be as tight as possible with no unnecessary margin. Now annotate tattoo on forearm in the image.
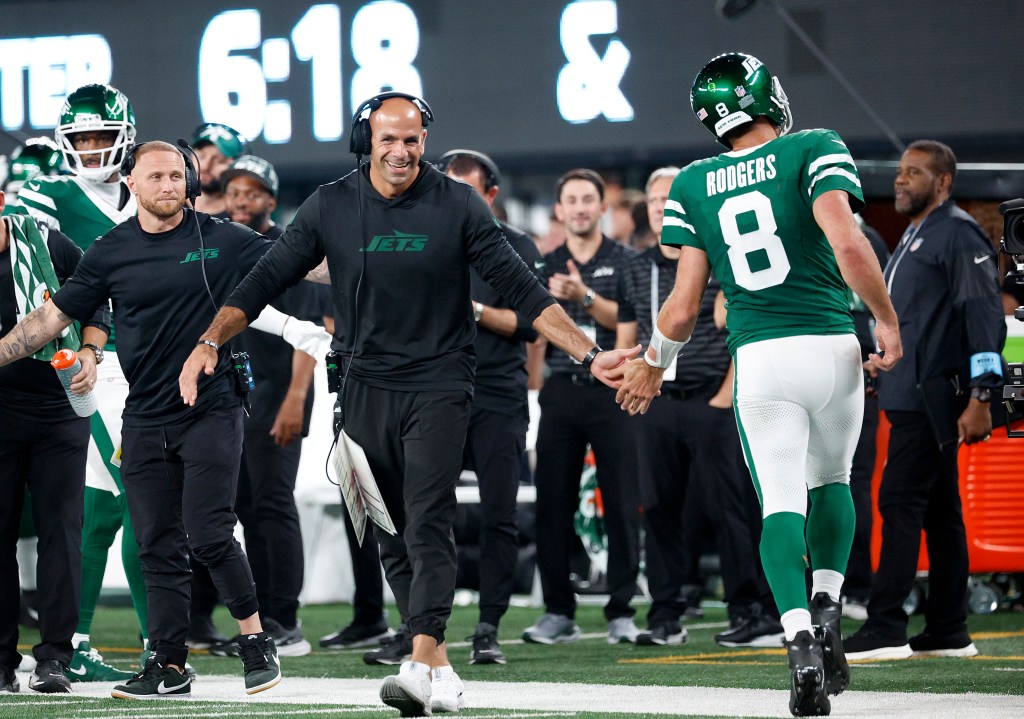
[0,304,61,365]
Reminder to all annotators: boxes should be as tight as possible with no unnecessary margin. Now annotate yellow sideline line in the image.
[972,630,1024,640]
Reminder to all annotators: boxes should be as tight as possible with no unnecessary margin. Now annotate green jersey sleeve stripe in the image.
[808,167,861,196]
[17,187,57,210]
[663,216,696,233]
[664,199,687,215]
[807,153,855,176]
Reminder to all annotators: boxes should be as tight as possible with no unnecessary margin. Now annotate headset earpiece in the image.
[349,91,434,158]
[176,139,201,204]
[437,149,501,191]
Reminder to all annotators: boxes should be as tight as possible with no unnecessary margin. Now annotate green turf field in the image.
[3,602,1023,718]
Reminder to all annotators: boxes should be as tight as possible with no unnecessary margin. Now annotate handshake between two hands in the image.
[591,344,665,416]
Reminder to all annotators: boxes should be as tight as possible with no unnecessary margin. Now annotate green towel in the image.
[4,214,80,361]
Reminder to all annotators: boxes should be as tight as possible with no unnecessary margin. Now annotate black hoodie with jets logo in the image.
[226,161,555,394]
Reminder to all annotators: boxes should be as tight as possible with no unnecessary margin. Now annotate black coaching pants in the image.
[122,395,258,667]
[0,413,88,668]
[463,405,526,628]
[343,380,471,644]
[235,431,304,629]
[534,374,640,621]
[636,390,764,624]
[865,409,970,640]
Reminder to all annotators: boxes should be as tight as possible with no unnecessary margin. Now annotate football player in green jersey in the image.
[1,138,66,206]
[613,53,902,717]
[15,84,142,684]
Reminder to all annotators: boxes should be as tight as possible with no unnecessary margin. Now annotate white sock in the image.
[72,632,90,649]
[431,665,455,680]
[811,569,845,603]
[780,608,813,641]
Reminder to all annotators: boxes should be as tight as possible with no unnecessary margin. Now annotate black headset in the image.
[348,91,434,158]
[121,140,201,204]
[437,149,502,191]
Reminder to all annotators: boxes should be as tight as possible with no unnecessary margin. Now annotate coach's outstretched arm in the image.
[531,302,642,388]
[178,305,250,405]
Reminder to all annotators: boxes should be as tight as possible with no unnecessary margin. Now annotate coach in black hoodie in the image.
[179,95,638,713]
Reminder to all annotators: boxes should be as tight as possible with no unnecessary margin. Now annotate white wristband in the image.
[249,305,289,336]
[644,326,688,369]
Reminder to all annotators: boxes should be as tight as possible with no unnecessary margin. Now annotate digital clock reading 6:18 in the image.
[197,1,424,145]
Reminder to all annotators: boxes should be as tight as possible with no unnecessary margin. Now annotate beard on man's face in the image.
[140,194,186,220]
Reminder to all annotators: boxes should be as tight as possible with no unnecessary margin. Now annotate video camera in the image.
[998,199,1024,436]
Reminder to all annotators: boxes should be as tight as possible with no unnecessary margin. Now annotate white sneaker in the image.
[380,660,431,716]
[430,665,465,713]
[841,596,869,622]
[607,616,641,645]
[19,653,37,673]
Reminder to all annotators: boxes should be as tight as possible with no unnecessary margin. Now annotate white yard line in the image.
[11,672,1023,718]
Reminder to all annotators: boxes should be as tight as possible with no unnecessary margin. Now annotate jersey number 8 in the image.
[719,191,791,291]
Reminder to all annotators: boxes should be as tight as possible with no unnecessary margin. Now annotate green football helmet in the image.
[691,52,792,147]
[4,137,66,196]
[191,123,249,159]
[55,83,137,181]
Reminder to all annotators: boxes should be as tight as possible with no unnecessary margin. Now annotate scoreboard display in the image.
[1,1,1019,177]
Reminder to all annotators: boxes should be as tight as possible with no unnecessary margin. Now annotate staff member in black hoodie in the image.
[179,93,638,716]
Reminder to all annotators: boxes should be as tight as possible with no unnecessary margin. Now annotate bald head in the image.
[368,97,427,199]
[371,98,424,133]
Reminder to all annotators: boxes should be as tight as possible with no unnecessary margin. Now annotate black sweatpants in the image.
[844,393,880,600]
[235,431,304,628]
[121,396,258,667]
[343,380,470,644]
[866,409,970,640]
[636,392,763,624]
[534,374,640,621]
[463,405,526,628]
[0,414,88,668]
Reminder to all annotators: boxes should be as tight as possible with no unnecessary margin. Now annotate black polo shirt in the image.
[619,246,730,393]
[541,237,636,376]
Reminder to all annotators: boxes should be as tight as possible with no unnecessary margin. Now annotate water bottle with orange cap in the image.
[50,348,98,417]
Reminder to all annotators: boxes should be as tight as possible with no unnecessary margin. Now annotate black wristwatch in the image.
[581,288,596,308]
[81,343,104,365]
[581,346,601,371]
[970,387,992,403]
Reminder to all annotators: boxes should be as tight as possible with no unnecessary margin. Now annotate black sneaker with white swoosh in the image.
[238,632,281,695]
[110,655,190,699]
